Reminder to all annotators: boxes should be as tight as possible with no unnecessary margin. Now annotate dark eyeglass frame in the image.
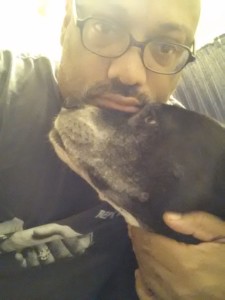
[76,16,196,75]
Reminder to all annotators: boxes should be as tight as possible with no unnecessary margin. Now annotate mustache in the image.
[62,79,152,109]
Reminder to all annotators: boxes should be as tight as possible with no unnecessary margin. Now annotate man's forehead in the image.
[75,0,199,42]
[76,0,199,16]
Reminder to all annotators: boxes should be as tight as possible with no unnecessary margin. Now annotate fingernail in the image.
[165,212,182,221]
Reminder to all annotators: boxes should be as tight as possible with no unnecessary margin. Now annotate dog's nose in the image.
[128,104,158,130]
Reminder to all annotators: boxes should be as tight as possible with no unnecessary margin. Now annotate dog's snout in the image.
[128,105,158,130]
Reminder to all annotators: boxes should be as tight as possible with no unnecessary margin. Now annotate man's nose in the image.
[108,47,147,86]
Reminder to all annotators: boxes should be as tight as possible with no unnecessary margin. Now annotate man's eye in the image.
[145,41,185,68]
[158,43,178,55]
[92,20,118,35]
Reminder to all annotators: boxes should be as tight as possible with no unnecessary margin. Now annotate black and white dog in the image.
[49,103,225,243]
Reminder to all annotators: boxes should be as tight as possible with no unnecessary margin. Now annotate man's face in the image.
[57,0,200,109]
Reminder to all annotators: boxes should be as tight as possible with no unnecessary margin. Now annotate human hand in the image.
[0,223,78,252]
[0,217,24,236]
[135,269,155,300]
[1,223,92,268]
[129,212,225,300]
[19,224,92,268]
[0,217,24,252]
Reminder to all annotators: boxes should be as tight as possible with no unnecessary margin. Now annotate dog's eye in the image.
[135,192,149,203]
[139,192,149,203]
[144,116,157,125]
[130,193,149,204]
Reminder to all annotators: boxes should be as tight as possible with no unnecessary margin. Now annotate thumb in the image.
[163,211,225,242]
[33,224,79,240]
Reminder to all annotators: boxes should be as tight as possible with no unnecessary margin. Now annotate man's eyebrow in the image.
[76,3,128,20]
[76,3,193,43]
[157,23,193,43]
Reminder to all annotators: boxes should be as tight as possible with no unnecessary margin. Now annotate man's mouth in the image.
[86,93,142,113]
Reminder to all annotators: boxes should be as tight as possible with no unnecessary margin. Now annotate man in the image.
[0,0,224,299]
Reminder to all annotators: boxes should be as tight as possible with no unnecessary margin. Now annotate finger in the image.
[130,230,192,300]
[135,269,156,300]
[1,225,80,253]
[131,234,176,300]
[163,211,225,242]
[47,239,73,259]
[0,218,24,234]
[63,233,93,255]
[32,224,79,240]
[134,245,193,300]
[0,227,62,252]
[136,268,177,300]
[35,244,55,265]
[22,248,40,267]
[129,227,190,272]
[137,259,191,300]
[14,252,27,268]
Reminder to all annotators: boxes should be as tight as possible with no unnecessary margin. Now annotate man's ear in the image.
[60,0,74,45]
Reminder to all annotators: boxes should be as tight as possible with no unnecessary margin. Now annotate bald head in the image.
[58,0,201,108]
[75,0,201,42]
[181,0,201,30]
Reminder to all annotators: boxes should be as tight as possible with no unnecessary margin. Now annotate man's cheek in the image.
[146,73,181,102]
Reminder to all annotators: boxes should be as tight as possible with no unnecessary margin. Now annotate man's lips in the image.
[86,93,141,113]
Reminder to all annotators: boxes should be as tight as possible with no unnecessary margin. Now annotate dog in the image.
[49,103,225,243]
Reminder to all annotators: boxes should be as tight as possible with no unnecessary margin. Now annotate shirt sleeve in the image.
[56,201,122,234]
[97,237,139,300]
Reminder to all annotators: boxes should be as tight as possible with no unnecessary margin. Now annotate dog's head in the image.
[49,103,225,242]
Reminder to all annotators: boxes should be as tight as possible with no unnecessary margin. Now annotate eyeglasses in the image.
[75,16,195,75]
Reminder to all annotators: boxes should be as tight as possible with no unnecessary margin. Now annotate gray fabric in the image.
[174,34,225,124]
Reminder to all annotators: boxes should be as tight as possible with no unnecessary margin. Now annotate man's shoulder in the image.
[0,50,58,94]
[0,49,61,115]
[0,50,61,169]
[0,50,56,70]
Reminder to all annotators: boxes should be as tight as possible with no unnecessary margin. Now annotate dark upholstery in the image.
[174,34,225,124]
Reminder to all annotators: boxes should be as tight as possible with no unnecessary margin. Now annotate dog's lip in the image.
[86,93,142,113]
[49,128,65,150]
